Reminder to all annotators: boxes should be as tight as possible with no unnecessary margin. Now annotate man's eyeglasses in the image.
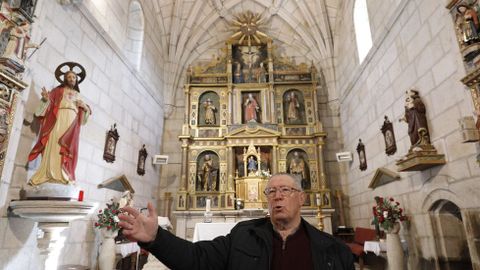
[263,186,300,198]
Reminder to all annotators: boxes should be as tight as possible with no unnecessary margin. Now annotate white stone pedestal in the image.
[9,200,96,270]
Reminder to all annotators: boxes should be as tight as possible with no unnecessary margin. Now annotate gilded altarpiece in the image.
[177,12,330,211]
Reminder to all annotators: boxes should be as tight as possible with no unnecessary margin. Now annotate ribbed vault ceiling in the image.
[151,0,339,111]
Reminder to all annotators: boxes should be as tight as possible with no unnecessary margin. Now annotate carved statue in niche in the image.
[243,93,260,123]
[0,107,9,149]
[233,62,243,83]
[203,98,216,125]
[197,153,219,191]
[283,90,305,125]
[247,155,258,173]
[198,92,219,126]
[28,62,91,186]
[255,62,266,83]
[456,4,480,45]
[287,151,310,190]
[399,89,430,150]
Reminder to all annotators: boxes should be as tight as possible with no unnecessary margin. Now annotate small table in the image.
[192,222,237,242]
[363,240,387,256]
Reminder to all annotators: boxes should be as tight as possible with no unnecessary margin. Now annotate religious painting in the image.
[241,91,261,123]
[196,151,219,191]
[381,116,397,156]
[232,45,268,83]
[357,139,367,171]
[136,144,148,176]
[283,89,306,125]
[103,123,119,163]
[198,91,219,127]
[286,149,310,190]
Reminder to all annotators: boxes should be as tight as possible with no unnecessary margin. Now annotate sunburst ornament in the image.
[230,11,269,47]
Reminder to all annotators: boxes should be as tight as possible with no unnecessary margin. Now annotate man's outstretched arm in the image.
[119,202,230,270]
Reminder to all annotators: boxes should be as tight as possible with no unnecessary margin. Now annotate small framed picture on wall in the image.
[357,139,367,171]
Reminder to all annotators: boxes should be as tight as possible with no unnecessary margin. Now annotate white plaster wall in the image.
[334,0,480,266]
[0,0,165,269]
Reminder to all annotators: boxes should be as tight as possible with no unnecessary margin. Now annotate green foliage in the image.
[94,200,121,231]
[371,196,408,231]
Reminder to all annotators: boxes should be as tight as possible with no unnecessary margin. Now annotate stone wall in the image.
[334,0,480,268]
[0,0,165,269]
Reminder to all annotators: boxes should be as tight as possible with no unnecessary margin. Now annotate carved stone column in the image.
[272,145,278,174]
[316,137,327,190]
[179,138,189,191]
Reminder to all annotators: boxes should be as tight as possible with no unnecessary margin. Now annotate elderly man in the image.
[119,173,354,270]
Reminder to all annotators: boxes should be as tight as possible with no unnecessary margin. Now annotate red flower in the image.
[389,197,394,201]
[399,208,403,213]
[107,226,111,229]
[99,210,102,213]
[95,222,99,226]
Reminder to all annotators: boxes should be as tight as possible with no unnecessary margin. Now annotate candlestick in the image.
[206,198,211,212]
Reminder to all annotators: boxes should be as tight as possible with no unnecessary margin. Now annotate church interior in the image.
[0,0,479,269]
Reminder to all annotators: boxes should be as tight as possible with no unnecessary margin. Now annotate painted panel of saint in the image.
[198,92,219,126]
[232,45,268,83]
[287,150,310,190]
[196,151,219,191]
[283,90,306,125]
[242,92,261,123]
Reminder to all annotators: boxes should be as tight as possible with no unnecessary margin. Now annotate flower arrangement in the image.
[255,169,271,178]
[95,200,121,231]
[371,196,407,231]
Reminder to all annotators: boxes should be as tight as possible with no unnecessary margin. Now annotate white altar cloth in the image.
[364,240,387,256]
[192,222,237,242]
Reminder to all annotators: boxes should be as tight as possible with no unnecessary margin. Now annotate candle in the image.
[78,190,84,202]
[206,198,211,212]
[316,193,321,206]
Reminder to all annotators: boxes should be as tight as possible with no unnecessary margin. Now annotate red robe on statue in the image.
[28,86,86,182]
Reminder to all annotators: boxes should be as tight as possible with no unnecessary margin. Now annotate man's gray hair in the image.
[268,173,303,191]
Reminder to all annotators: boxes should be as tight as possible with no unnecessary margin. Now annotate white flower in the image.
[383,211,388,218]
[113,216,120,223]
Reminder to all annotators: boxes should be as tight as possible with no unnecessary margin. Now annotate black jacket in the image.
[139,217,354,270]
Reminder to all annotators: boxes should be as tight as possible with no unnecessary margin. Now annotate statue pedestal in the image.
[9,200,96,270]
[396,147,446,172]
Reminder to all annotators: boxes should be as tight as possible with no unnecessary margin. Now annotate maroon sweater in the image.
[271,223,314,270]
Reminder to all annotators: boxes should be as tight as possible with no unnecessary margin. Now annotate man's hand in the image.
[41,87,49,100]
[118,202,159,243]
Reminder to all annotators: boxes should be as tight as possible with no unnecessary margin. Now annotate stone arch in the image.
[125,0,145,70]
